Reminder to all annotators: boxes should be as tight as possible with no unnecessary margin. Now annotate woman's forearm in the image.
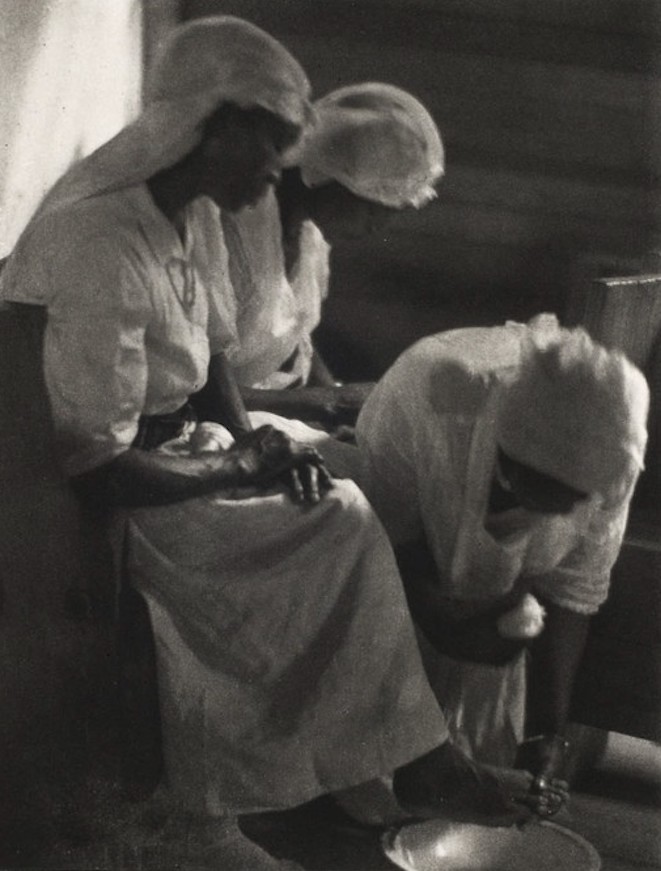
[194,350,374,430]
[241,382,375,427]
[307,347,338,387]
[72,446,248,508]
[71,421,332,508]
[526,599,591,736]
[190,351,252,437]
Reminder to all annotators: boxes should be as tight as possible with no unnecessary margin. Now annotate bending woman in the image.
[0,17,522,871]
[355,314,649,816]
[195,81,444,436]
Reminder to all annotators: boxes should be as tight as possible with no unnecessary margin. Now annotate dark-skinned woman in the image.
[0,16,526,869]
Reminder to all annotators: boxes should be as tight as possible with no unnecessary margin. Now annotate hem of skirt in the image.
[181,715,449,817]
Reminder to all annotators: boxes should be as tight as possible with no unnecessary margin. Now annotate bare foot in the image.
[393,742,532,828]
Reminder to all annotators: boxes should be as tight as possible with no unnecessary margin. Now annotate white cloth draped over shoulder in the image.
[211,188,330,388]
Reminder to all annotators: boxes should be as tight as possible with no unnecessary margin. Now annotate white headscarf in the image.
[31,16,313,220]
[290,82,444,209]
[497,316,650,506]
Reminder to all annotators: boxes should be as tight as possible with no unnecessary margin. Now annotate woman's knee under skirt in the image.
[118,478,447,815]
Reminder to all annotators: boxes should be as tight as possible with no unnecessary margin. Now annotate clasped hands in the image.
[231,424,333,503]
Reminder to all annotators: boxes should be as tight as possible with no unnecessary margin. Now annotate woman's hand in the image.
[515,734,571,817]
[231,425,333,503]
[489,763,568,823]
[523,774,570,819]
[73,425,333,509]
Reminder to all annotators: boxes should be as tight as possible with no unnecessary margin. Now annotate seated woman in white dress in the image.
[194,81,445,437]
[0,17,527,871]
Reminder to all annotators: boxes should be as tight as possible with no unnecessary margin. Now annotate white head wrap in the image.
[497,315,650,506]
[32,16,312,219]
[289,82,444,209]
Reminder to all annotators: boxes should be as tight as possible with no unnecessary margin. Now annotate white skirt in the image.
[117,415,447,815]
[416,628,526,767]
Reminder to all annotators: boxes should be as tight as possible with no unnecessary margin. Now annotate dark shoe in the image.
[393,741,531,828]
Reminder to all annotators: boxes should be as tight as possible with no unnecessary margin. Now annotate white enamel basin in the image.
[383,819,601,871]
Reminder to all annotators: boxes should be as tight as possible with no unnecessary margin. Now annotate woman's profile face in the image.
[197,105,301,212]
[306,182,398,244]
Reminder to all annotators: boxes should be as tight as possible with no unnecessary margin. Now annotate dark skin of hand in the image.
[191,351,368,499]
[491,765,569,823]
[72,424,333,508]
[395,537,579,820]
[189,352,337,504]
[140,107,333,507]
[518,771,570,820]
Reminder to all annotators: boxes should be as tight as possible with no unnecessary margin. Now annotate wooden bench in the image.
[0,303,161,861]
[567,270,661,743]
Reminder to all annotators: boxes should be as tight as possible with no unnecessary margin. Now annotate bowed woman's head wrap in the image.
[33,16,313,218]
[289,82,444,209]
[496,315,650,507]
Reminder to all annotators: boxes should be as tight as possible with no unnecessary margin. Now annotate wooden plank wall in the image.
[182,0,661,377]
